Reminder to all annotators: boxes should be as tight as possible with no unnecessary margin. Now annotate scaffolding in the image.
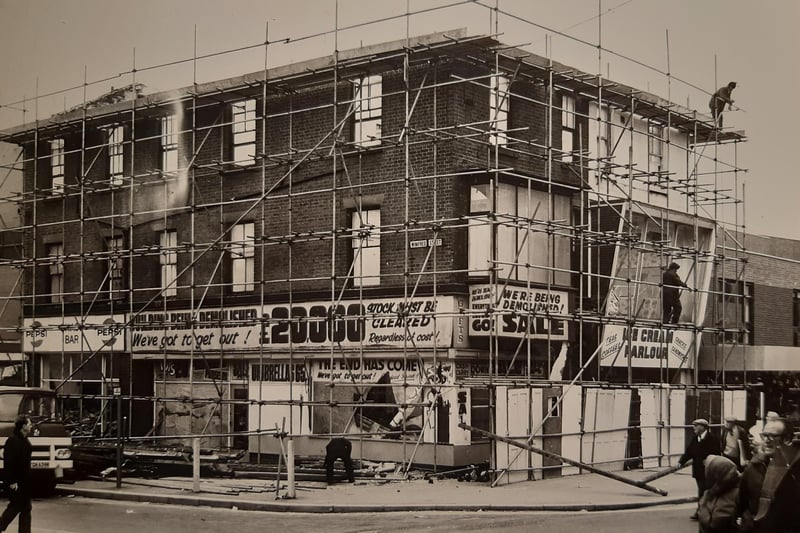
[0,4,751,482]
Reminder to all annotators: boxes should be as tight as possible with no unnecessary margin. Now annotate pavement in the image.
[54,467,698,513]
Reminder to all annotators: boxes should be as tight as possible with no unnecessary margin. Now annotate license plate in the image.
[30,461,50,469]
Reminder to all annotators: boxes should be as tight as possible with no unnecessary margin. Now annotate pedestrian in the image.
[662,262,688,324]
[720,416,750,470]
[680,418,721,520]
[697,455,740,533]
[0,415,33,533]
[324,437,355,484]
[737,418,800,532]
[709,81,737,128]
[748,411,779,455]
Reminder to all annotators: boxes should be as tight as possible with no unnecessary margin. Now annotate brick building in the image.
[0,30,755,472]
[699,233,800,417]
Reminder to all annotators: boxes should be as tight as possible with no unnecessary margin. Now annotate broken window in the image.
[354,75,382,147]
[160,115,178,173]
[106,235,125,299]
[351,208,380,287]
[232,98,257,166]
[108,125,124,186]
[489,74,509,146]
[160,230,178,297]
[230,222,255,292]
[47,242,64,303]
[50,139,65,195]
[561,94,575,162]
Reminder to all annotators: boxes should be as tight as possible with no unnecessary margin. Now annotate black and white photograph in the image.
[0,1,798,531]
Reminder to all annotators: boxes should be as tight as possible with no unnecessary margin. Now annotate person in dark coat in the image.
[662,262,688,324]
[697,455,740,533]
[0,415,33,533]
[324,437,355,484]
[680,418,720,520]
[737,418,800,533]
[709,81,736,128]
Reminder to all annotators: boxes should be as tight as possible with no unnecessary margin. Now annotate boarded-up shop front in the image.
[492,383,749,483]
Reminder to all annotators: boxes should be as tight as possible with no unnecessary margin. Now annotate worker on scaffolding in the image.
[709,81,737,128]
[662,262,688,324]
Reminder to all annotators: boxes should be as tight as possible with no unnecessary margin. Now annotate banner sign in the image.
[311,357,451,384]
[131,296,454,353]
[23,315,126,353]
[599,325,693,369]
[468,284,569,340]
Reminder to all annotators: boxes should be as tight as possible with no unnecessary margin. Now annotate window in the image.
[105,236,125,299]
[50,139,65,195]
[159,230,177,297]
[46,243,64,303]
[793,290,800,346]
[354,75,382,147]
[108,126,124,186]
[468,184,492,276]
[648,123,664,175]
[232,99,257,166]
[489,74,509,146]
[561,94,575,162]
[717,279,753,345]
[469,182,571,286]
[230,222,255,292]
[351,208,380,287]
[596,104,611,171]
[160,115,178,173]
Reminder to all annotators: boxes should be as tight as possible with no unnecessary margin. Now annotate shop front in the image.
[130,296,494,465]
[23,314,127,436]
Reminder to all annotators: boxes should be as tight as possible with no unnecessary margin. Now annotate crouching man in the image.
[325,438,355,484]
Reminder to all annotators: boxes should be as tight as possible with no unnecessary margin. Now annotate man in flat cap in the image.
[680,418,720,520]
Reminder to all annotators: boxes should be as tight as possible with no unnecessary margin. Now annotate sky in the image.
[0,0,797,240]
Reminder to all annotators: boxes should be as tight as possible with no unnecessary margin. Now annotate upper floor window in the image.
[47,243,64,303]
[648,123,665,174]
[561,94,576,162]
[590,103,616,182]
[489,74,509,146]
[354,75,382,147]
[596,104,611,162]
[717,278,754,345]
[230,222,255,292]
[469,182,571,286]
[232,99,257,166]
[50,139,65,195]
[351,208,380,287]
[159,230,178,298]
[105,235,125,299]
[160,115,178,173]
[108,126,124,186]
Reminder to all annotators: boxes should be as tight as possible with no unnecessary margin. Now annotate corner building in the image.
[1,29,749,476]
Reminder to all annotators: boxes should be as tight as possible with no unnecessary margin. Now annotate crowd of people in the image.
[680,415,800,532]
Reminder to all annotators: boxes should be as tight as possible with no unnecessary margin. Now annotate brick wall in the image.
[753,284,795,346]
[19,57,583,311]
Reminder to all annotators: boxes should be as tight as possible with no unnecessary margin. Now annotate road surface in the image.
[15,496,702,532]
